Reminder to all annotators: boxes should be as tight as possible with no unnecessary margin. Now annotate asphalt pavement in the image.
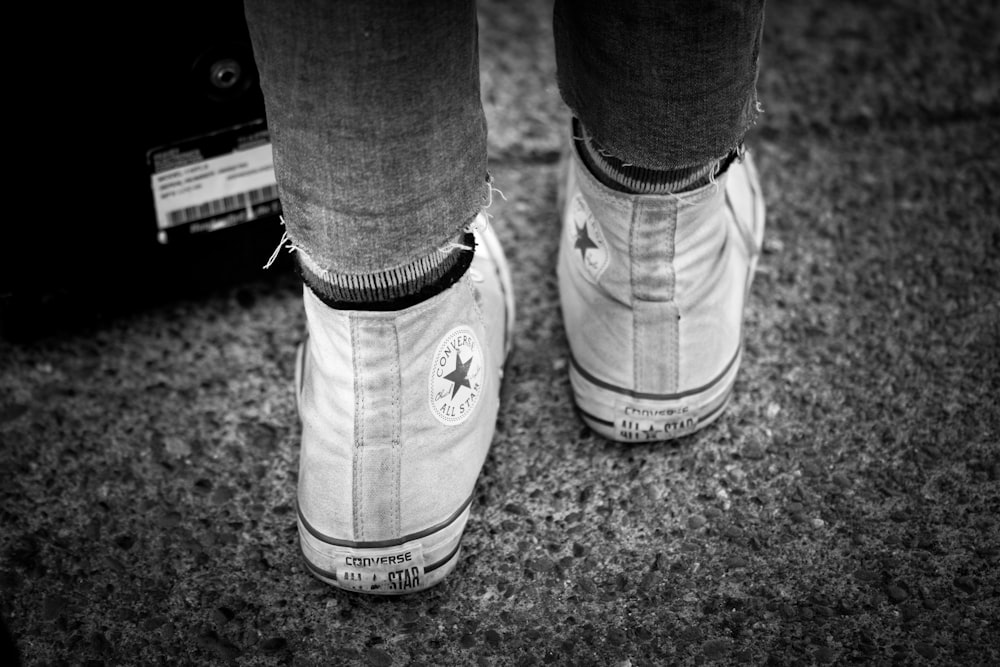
[2,1,998,665]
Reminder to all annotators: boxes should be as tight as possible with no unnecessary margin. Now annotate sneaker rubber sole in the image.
[570,344,743,442]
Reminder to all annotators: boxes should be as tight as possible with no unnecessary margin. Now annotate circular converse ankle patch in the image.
[567,193,610,282]
[429,326,485,425]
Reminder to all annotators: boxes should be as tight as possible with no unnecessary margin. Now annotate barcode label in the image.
[167,185,278,226]
[149,137,278,242]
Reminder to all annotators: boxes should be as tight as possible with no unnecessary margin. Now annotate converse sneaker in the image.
[557,140,765,442]
[294,215,513,594]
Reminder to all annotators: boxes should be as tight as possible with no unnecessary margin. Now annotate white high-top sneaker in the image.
[557,141,765,442]
[294,216,513,594]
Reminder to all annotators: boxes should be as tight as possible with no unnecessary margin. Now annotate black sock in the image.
[574,118,738,194]
[297,232,475,311]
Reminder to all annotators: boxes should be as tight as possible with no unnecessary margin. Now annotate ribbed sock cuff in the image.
[297,232,476,311]
[574,118,738,194]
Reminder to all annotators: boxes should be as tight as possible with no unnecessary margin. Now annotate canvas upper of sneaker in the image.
[557,140,764,440]
[295,219,511,551]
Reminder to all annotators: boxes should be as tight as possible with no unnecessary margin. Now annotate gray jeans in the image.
[244,0,765,274]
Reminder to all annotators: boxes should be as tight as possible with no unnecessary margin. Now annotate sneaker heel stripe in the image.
[296,492,474,549]
[726,191,761,262]
[569,346,741,402]
[424,540,462,574]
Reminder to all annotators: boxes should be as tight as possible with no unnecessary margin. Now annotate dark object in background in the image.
[2,1,285,341]
[1,613,19,667]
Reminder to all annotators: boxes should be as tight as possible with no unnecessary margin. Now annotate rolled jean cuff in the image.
[554,0,765,170]
[245,0,487,275]
[280,165,491,275]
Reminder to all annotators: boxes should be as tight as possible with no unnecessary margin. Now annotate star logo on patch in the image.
[428,326,485,426]
[575,222,599,261]
[568,194,610,281]
[443,351,472,398]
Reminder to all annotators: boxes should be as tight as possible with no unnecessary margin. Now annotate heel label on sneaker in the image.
[567,194,610,283]
[429,326,485,426]
[614,401,697,440]
[337,543,427,593]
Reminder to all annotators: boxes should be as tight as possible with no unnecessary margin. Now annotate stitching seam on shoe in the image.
[630,198,680,394]
[630,200,640,392]
[726,190,760,263]
[668,201,679,393]
[352,319,403,541]
[464,277,486,334]
[351,314,363,540]
[390,322,402,538]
